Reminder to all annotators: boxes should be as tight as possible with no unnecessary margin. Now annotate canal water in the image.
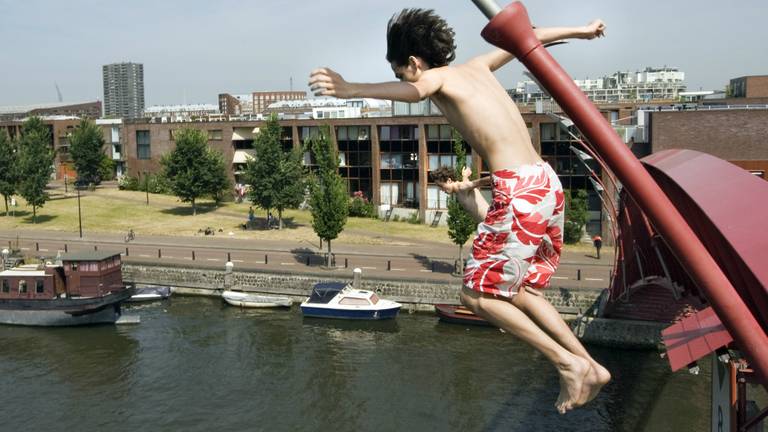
[0,296,712,431]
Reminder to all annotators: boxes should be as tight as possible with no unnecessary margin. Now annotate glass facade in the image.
[379,125,419,208]
[336,126,372,200]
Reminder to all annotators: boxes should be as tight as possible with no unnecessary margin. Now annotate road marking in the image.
[164,256,174,259]
[233,260,244,263]
[585,278,604,281]
[361,266,377,270]
[39,248,49,252]
[420,270,432,272]
[391,268,405,271]
[139,254,151,257]
[280,262,295,266]
[183,257,193,260]
[21,247,30,251]
[552,276,569,280]
[207,258,220,262]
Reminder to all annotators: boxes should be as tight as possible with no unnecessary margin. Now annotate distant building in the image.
[103,62,145,119]
[143,104,220,122]
[729,75,768,98]
[511,67,687,104]
[265,98,391,120]
[0,101,102,122]
[253,91,306,114]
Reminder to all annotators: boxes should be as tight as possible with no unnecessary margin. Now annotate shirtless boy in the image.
[309,8,610,413]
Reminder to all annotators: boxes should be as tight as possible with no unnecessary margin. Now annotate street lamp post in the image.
[76,185,83,238]
[145,171,149,205]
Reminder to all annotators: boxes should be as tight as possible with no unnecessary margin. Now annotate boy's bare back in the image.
[424,60,541,172]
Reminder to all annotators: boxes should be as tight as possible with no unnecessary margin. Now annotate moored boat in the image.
[434,304,494,327]
[300,282,401,320]
[221,290,292,308]
[126,285,172,303]
[0,251,132,326]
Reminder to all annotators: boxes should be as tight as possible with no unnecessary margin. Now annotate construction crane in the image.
[54,82,63,102]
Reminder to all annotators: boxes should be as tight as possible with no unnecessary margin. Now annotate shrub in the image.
[564,189,588,244]
[118,175,139,191]
[406,212,420,224]
[348,191,375,218]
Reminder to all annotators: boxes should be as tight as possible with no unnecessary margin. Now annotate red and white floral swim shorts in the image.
[463,162,564,298]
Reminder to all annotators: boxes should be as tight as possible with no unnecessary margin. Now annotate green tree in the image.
[244,114,305,229]
[0,130,19,216]
[564,189,588,244]
[308,126,347,266]
[160,128,229,215]
[69,119,106,184]
[206,147,231,206]
[17,117,54,223]
[446,129,476,272]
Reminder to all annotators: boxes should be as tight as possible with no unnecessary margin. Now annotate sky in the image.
[1,0,766,107]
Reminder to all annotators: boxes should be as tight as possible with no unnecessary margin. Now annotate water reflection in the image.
[0,296,716,432]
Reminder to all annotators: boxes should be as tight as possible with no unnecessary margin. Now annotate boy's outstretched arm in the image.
[308,68,442,102]
[474,19,606,71]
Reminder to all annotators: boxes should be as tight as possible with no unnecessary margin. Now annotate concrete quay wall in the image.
[122,263,663,349]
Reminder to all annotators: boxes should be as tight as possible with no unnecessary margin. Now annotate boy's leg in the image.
[511,288,611,405]
[460,287,590,414]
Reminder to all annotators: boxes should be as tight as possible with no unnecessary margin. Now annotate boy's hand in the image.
[582,19,606,40]
[309,68,352,98]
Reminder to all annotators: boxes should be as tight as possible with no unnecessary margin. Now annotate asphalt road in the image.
[0,230,613,289]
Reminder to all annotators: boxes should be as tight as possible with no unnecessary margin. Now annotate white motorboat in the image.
[300,282,401,320]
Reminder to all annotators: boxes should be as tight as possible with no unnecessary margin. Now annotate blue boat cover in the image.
[307,282,347,304]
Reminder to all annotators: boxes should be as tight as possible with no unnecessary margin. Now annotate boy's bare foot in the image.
[576,361,611,406]
[554,355,590,414]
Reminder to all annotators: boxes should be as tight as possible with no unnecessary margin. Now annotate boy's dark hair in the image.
[386,9,456,68]
[430,165,456,184]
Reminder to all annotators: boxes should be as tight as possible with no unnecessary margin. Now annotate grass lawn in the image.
[0,184,452,246]
[0,183,599,253]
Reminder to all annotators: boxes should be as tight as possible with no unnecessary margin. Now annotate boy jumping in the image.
[309,8,610,414]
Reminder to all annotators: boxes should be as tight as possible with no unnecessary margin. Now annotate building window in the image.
[2,279,8,293]
[209,129,223,140]
[36,280,44,294]
[137,130,151,160]
[427,186,449,209]
[19,280,27,294]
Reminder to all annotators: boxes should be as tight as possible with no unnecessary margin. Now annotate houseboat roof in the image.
[60,251,122,262]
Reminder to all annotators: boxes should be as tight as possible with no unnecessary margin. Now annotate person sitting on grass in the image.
[310,8,610,413]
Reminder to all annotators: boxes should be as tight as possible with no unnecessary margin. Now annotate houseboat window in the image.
[370,293,380,305]
[71,263,78,271]
[19,280,27,293]
[339,297,371,306]
[36,280,45,294]
[2,279,8,293]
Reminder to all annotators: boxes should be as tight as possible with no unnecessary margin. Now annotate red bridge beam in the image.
[474,1,768,386]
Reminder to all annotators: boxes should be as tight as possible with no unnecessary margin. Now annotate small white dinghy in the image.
[221,290,293,308]
[126,285,172,303]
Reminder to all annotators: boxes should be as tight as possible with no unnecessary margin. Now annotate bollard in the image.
[125,247,129,256]
[94,245,98,251]
[387,260,391,271]
[265,254,268,265]
[345,258,348,268]
[227,252,231,262]
[158,249,162,258]
[192,250,195,261]
[306,255,311,266]
[353,267,362,289]
[36,242,39,251]
[577,269,581,281]
[64,243,68,252]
